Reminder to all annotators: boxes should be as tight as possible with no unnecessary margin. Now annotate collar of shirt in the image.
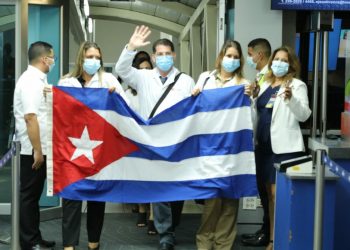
[27,65,47,81]
[155,67,176,78]
[155,67,179,85]
[77,75,86,87]
[215,72,234,87]
[256,64,269,79]
[79,72,100,87]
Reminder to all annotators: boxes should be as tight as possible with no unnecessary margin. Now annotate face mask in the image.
[83,58,101,75]
[156,55,174,72]
[48,61,55,73]
[221,57,240,73]
[247,56,257,69]
[271,60,289,77]
[45,57,55,73]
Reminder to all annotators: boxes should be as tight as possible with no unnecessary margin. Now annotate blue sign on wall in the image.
[271,0,350,11]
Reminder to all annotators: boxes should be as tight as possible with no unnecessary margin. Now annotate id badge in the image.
[265,94,277,108]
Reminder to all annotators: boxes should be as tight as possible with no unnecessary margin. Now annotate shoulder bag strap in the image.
[148,72,183,119]
[202,70,215,89]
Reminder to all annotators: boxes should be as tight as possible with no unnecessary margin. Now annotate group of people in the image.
[14,24,311,250]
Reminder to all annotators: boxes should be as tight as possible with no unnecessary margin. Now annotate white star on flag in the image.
[69,126,103,164]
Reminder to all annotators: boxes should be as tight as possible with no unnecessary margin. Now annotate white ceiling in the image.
[89,0,201,26]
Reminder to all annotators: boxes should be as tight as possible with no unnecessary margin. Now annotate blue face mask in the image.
[83,58,101,75]
[221,57,240,73]
[271,60,289,77]
[247,56,257,69]
[156,55,174,72]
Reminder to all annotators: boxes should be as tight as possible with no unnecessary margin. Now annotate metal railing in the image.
[0,141,20,250]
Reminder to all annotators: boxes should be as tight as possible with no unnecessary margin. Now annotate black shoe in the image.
[136,212,147,227]
[241,228,264,239]
[39,239,56,248]
[158,243,174,250]
[241,233,269,246]
[147,220,158,235]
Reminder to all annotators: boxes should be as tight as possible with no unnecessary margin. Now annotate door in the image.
[0,3,16,216]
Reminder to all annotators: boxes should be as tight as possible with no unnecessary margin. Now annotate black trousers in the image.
[20,155,47,249]
[62,198,106,246]
[255,148,270,234]
[170,201,184,229]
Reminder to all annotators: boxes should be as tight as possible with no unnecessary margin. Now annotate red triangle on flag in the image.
[52,88,138,194]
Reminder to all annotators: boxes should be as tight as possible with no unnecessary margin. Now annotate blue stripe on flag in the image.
[56,86,146,124]
[58,174,258,203]
[56,85,250,124]
[129,130,254,161]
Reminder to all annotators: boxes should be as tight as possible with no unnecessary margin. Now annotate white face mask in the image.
[45,56,55,73]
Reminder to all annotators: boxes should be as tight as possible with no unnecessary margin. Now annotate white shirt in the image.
[125,88,139,112]
[195,70,250,90]
[58,72,129,104]
[115,47,195,119]
[14,65,48,155]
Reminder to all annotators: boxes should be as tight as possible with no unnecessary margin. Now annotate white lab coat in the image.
[58,71,129,104]
[195,70,250,89]
[253,78,311,154]
[115,47,195,119]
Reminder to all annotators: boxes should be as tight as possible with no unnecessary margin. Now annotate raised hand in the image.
[127,25,152,51]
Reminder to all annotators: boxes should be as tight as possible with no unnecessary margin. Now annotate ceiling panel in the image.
[179,0,201,8]
[155,6,181,23]
[131,1,157,15]
[89,0,198,26]
[177,14,190,26]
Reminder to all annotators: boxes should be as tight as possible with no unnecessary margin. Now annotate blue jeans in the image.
[153,201,184,245]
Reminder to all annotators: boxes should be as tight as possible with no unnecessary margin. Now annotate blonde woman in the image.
[58,41,128,250]
[192,40,251,250]
[251,46,311,250]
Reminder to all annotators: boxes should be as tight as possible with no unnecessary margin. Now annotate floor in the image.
[0,213,265,250]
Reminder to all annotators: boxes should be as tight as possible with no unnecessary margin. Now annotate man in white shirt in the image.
[115,25,194,250]
[242,38,272,247]
[13,41,56,250]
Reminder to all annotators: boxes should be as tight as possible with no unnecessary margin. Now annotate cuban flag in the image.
[46,85,257,203]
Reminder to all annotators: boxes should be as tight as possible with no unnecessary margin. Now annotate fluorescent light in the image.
[84,0,89,17]
[88,18,93,33]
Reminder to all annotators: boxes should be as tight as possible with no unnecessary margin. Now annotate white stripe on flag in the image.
[87,152,256,182]
[95,107,253,147]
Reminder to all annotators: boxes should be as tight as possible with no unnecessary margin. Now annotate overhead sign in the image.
[271,0,350,10]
